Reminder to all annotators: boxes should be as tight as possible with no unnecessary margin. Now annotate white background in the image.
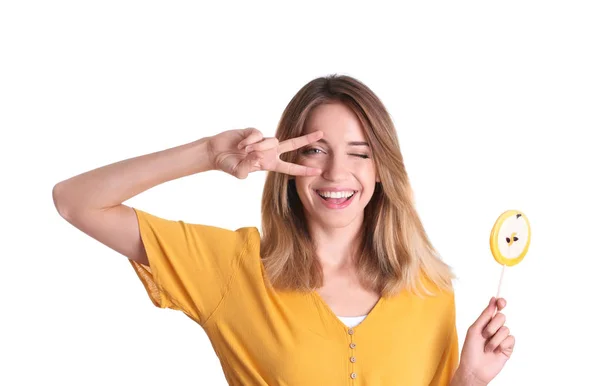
[2,1,599,385]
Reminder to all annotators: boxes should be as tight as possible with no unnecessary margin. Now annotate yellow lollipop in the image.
[490,210,531,298]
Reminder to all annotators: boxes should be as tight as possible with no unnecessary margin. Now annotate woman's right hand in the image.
[207,128,324,179]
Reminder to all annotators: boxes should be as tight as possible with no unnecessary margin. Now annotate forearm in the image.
[53,137,213,213]
[449,366,487,386]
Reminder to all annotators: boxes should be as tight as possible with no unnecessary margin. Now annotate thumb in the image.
[237,128,263,150]
[472,297,497,332]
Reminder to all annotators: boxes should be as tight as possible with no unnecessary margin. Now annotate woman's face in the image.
[294,102,379,230]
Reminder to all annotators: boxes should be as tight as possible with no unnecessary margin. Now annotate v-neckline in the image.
[310,290,386,332]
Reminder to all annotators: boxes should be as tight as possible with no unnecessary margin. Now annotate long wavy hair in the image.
[260,74,454,297]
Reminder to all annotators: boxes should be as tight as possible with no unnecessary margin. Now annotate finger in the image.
[495,298,507,311]
[495,335,516,356]
[234,152,263,179]
[472,297,497,332]
[482,312,506,339]
[247,151,264,162]
[244,137,278,153]
[274,160,322,176]
[277,130,324,154]
[485,326,510,353]
[233,162,250,180]
[237,128,264,150]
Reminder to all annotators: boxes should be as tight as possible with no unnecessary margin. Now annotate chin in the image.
[310,211,364,229]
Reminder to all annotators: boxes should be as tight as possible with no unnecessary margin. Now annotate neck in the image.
[307,214,364,273]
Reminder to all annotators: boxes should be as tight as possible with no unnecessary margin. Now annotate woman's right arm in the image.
[52,127,323,266]
[52,137,213,266]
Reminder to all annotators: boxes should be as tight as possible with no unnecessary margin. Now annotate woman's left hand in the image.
[456,297,515,385]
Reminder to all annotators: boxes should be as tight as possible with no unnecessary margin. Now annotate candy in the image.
[490,210,531,267]
[490,210,531,299]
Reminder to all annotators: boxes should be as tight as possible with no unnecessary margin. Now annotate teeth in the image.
[317,190,355,198]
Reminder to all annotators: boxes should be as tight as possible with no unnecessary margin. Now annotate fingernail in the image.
[245,146,253,152]
[490,297,495,305]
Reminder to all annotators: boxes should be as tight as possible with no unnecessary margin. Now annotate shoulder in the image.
[416,270,456,318]
[231,226,261,256]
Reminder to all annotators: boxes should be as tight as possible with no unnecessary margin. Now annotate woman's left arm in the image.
[450,297,516,386]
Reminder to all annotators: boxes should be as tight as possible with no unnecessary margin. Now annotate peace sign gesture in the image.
[208,127,324,179]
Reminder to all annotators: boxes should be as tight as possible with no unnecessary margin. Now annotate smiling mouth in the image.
[314,190,357,202]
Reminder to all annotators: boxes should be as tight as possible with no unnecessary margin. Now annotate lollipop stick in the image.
[496,264,505,300]
[492,264,505,317]
[496,242,510,300]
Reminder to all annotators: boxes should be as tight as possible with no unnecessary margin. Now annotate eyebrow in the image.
[316,138,370,147]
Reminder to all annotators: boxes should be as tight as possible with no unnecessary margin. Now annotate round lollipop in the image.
[490,210,531,299]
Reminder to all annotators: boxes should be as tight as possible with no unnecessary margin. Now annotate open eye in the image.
[301,148,324,155]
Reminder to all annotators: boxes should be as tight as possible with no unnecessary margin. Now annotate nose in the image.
[321,154,350,182]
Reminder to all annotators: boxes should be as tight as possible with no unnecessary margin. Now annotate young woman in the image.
[53,74,514,385]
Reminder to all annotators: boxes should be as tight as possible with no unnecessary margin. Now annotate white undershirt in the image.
[337,314,367,327]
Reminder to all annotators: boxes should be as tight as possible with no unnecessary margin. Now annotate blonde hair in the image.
[260,74,455,297]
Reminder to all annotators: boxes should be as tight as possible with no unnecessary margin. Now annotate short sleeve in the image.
[429,291,460,386]
[128,208,258,325]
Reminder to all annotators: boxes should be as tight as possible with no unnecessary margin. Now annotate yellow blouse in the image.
[129,208,459,386]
